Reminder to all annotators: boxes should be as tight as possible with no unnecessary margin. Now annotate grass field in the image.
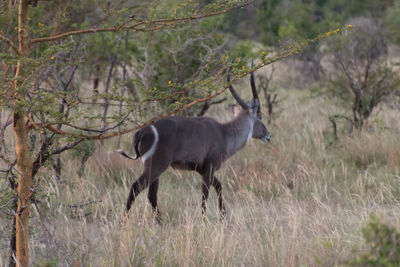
[1,88,400,266]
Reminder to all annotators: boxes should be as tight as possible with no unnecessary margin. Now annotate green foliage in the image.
[279,0,321,41]
[148,0,197,19]
[0,184,17,220]
[71,140,96,177]
[228,40,257,68]
[252,0,394,46]
[128,12,226,115]
[256,0,282,45]
[384,0,400,44]
[35,257,60,267]
[349,215,400,266]
[71,140,96,159]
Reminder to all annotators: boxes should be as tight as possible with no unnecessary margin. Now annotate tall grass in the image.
[1,89,400,266]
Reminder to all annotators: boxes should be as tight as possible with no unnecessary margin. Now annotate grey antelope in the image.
[117,71,271,220]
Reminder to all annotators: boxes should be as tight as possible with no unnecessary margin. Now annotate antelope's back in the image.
[154,116,226,166]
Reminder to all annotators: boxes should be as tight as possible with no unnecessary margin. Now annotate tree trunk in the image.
[9,208,17,267]
[13,111,33,267]
[13,1,32,266]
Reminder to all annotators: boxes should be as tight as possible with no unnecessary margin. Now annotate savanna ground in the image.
[1,64,400,266]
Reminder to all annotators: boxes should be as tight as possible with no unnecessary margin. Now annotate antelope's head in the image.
[227,65,271,143]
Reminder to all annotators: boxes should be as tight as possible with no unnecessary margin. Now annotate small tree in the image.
[256,64,277,124]
[326,18,399,135]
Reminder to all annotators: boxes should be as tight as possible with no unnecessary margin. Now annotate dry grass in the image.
[1,89,400,266]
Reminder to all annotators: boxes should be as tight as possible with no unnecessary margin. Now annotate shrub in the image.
[350,215,400,266]
[325,18,399,133]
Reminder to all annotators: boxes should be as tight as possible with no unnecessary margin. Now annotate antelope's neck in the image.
[223,114,254,158]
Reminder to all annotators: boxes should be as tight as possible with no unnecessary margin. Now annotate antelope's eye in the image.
[258,115,263,120]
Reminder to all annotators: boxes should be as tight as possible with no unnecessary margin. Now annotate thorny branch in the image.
[51,139,84,155]
[0,30,19,54]
[192,41,226,80]
[0,116,12,155]
[32,135,84,177]
[0,159,17,190]
[27,47,304,140]
[0,118,16,171]
[29,2,254,44]
[196,97,227,116]
[65,111,131,133]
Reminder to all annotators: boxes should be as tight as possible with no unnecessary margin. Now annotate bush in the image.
[325,18,399,131]
[350,215,400,266]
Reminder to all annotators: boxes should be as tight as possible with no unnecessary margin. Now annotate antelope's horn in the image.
[250,60,260,113]
[227,68,248,110]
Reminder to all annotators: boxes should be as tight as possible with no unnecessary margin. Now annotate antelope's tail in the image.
[116,130,143,160]
[116,149,138,160]
[133,130,141,159]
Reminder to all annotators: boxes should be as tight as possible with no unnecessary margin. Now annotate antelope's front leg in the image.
[148,180,162,223]
[201,165,214,215]
[211,176,226,219]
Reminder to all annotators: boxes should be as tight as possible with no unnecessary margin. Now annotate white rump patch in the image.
[141,125,159,163]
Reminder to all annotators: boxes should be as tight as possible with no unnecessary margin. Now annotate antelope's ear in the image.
[249,98,260,115]
[232,104,243,117]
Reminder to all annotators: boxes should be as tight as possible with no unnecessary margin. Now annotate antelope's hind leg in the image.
[126,156,169,213]
[126,172,151,212]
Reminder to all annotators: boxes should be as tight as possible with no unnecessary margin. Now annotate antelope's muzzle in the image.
[262,132,271,143]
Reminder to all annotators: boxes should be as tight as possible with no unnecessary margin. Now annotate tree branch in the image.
[0,116,12,154]
[0,31,19,54]
[51,139,84,155]
[102,35,122,131]
[64,111,131,133]
[32,136,84,177]
[32,134,55,178]
[37,48,300,139]
[117,30,130,147]
[27,24,324,140]
[0,159,17,190]
[29,2,253,44]
[196,97,227,116]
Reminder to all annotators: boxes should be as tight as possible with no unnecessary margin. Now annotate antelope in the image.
[117,70,271,221]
